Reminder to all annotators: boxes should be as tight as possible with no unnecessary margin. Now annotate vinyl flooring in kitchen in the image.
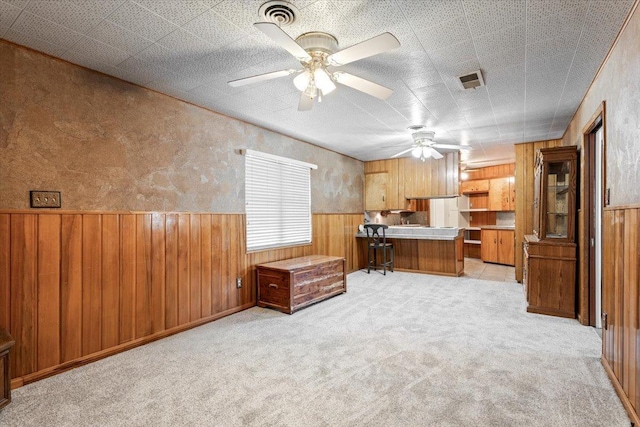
[463,257,517,283]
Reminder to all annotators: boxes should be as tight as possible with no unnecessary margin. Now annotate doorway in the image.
[584,104,605,327]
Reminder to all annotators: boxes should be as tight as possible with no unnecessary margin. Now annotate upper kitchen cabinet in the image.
[460,164,516,212]
[488,177,515,211]
[460,179,489,194]
[365,172,388,210]
[364,159,400,210]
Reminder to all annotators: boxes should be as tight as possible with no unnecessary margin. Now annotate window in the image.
[244,149,317,251]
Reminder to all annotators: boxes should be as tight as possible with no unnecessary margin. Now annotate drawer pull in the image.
[268,283,278,289]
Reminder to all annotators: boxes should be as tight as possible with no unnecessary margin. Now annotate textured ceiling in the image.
[0,0,634,165]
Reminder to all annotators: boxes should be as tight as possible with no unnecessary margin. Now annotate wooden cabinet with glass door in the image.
[525,146,578,318]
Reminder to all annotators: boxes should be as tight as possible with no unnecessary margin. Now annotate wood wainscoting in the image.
[0,211,362,388]
[601,205,639,425]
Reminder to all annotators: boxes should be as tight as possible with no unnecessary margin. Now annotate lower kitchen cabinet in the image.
[523,235,576,318]
[481,228,514,266]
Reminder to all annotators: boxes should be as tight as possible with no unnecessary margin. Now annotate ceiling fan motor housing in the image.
[295,32,339,57]
[413,130,435,144]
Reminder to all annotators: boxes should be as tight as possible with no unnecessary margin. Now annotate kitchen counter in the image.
[356,226,462,241]
[480,225,515,230]
[356,226,464,276]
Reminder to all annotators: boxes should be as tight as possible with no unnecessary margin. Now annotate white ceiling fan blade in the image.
[334,72,393,100]
[298,93,313,111]
[390,147,415,158]
[432,143,473,151]
[228,69,297,87]
[429,147,444,160]
[254,22,311,62]
[327,32,400,66]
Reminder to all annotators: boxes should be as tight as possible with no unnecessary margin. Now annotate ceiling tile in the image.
[68,36,130,66]
[106,0,178,41]
[69,0,126,18]
[10,10,83,49]
[25,0,104,33]
[155,28,216,60]
[414,16,472,52]
[181,8,245,49]
[133,0,210,26]
[0,1,22,28]
[398,0,465,33]
[463,0,526,38]
[88,19,153,54]
[2,28,68,57]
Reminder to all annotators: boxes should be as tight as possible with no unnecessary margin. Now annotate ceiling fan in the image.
[228,22,400,111]
[391,126,472,161]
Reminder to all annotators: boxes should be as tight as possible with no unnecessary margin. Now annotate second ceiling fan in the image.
[228,22,400,111]
[392,126,472,161]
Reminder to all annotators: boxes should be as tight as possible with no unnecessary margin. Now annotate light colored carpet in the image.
[0,271,629,426]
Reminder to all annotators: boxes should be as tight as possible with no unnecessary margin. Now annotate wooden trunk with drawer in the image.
[256,255,346,314]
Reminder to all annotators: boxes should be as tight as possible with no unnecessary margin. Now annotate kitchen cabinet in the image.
[365,172,388,210]
[488,177,515,211]
[460,179,489,194]
[481,228,514,265]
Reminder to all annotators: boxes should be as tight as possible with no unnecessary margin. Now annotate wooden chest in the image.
[0,329,15,410]
[257,255,346,314]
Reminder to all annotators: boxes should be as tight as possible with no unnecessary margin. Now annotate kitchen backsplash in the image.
[364,211,429,226]
[496,211,516,226]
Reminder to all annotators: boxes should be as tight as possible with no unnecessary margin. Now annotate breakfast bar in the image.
[356,226,464,276]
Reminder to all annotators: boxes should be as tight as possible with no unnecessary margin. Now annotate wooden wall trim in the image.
[2,211,363,388]
[10,302,253,389]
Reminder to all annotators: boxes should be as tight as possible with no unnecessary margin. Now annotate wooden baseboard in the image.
[601,357,640,425]
[11,302,255,390]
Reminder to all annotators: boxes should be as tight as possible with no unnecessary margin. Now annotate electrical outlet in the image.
[30,191,61,208]
[236,277,242,288]
[605,188,610,206]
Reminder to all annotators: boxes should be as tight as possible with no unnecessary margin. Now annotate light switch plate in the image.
[30,191,61,208]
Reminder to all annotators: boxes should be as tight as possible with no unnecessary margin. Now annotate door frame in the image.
[580,101,606,326]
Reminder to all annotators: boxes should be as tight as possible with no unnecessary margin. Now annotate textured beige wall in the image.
[562,3,640,206]
[0,41,363,213]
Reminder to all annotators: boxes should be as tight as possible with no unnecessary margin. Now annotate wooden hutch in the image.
[524,146,578,318]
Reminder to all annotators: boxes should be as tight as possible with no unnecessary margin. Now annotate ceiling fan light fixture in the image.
[422,147,432,159]
[293,70,311,91]
[303,81,317,98]
[411,146,422,158]
[314,67,335,94]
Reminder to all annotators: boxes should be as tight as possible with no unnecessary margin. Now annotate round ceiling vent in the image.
[259,1,299,27]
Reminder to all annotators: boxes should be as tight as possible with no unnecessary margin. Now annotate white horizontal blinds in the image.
[245,150,315,251]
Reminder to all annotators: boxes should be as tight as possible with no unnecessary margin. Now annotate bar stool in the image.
[364,224,394,275]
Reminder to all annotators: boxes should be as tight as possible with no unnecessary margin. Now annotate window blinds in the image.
[245,150,316,252]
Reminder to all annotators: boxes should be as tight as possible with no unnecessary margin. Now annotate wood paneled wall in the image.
[0,211,362,388]
[601,206,640,425]
[514,140,563,282]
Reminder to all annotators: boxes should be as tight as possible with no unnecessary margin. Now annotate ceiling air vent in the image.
[259,1,299,27]
[457,70,485,90]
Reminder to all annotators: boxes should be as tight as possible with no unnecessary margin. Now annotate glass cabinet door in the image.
[544,160,571,238]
